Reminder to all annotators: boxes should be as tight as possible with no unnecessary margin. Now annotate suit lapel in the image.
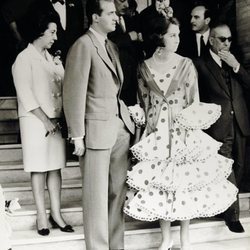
[87,31,119,79]
[65,0,70,31]
[205,54,231,97]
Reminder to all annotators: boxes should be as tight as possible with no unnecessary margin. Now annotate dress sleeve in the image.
[128,104,145,127]
[175,102,221,130]
[12,54,40,112]
[137,65,150,115]
[184,60,200,105]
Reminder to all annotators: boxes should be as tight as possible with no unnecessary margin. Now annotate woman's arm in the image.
[30,108,58,136]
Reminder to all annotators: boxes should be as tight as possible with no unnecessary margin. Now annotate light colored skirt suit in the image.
[12,44,66,172]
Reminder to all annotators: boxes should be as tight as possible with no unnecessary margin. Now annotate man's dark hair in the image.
[193,1,213,20]
[86,0,114,25]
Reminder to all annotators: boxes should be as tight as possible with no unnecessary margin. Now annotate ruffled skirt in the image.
[124,103,238,221]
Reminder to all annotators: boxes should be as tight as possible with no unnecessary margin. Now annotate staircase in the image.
[0,144,250,250]
[0,97,19,144]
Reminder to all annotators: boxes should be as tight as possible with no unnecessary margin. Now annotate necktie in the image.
[52,0,65,5]
[221,61,230,71]
[105,39,117,69]
[221,60,232,94]
[200,35,206,57]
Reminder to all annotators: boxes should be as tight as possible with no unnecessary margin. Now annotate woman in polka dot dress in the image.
[124,17,238,250]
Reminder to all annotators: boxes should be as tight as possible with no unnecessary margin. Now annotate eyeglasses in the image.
[213,36,232,42]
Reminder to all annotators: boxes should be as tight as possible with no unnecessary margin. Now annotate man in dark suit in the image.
[63,0,135,249]
[178,3,211,58]
[108,0,143,106]
[194,23,250,233]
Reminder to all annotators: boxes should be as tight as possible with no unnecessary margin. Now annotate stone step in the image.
[2,179,82,204]
[0,161,80,183]
[11,212,250,250]
[7,193,250,231]
[8,202,83,231]
[0,143,77,162]
[240,193,250,211]
[127,237,250,250]
[0,144,22,162]
[8,201,140,231]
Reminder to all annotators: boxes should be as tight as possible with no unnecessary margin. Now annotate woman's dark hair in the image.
[144,16,179,58]
[22,10,60,42]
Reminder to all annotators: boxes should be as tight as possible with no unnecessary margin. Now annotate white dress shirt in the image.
[51,0,66,30]
[210,49,222,67]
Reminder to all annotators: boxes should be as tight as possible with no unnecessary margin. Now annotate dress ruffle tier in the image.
[124,103,238,222]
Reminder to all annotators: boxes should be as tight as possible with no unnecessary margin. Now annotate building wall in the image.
[236,0,250,70]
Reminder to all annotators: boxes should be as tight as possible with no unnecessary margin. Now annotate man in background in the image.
[194,23,250,233]
[178,2,211,58]
[108,0,143,106]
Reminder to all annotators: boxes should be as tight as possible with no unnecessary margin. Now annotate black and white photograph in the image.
[0,0,250,249]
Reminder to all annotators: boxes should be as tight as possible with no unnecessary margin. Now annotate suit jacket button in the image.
[230,110,234,115]
[115,114,118,117]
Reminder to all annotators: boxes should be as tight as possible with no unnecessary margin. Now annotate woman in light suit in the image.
[12,11,73,236]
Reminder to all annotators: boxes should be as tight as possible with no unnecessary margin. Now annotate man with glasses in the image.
[194,22,250,233]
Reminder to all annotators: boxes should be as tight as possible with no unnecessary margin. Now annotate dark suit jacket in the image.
[108,15,142,106]
[178,31,210,59]
[194,52,250,141]
[137,4,163,57]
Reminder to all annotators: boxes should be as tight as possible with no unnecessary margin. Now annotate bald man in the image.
[194,23,250,233]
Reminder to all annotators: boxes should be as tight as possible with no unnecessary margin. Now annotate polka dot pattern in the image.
[124,59,237,223]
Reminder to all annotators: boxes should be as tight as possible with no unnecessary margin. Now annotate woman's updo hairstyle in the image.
[22,9,60,43]
[144,16,179,58]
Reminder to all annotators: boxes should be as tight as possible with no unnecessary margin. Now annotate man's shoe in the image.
[226,221,245,233]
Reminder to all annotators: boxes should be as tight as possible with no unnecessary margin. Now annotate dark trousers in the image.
[219,120,246,222]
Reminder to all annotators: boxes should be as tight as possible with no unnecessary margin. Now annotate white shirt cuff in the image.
[233,64,240,73]
[72,137,84,140]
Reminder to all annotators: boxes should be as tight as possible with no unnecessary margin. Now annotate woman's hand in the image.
[30,107,58,136]
[43,118,58,137]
